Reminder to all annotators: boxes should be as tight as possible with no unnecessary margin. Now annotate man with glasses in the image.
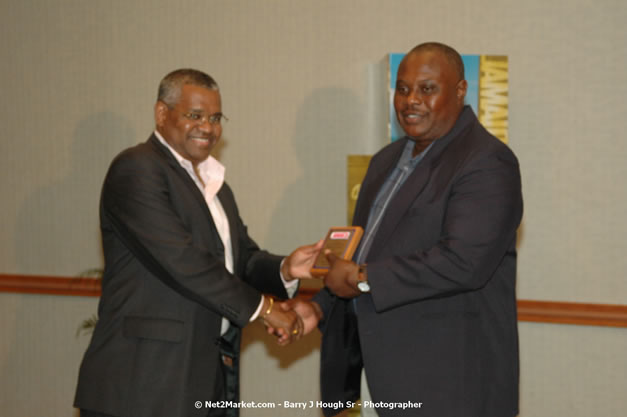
[74,69,322,417]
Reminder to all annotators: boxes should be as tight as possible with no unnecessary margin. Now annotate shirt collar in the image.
[154,130,225,199]
[399,137,435,167]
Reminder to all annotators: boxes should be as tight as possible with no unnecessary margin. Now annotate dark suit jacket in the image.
[74,134,288,417]
[315,107,523,417]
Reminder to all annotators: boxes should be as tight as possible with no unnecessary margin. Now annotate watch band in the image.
[357,264,370,293]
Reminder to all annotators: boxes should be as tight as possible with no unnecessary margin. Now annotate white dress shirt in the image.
[154,131,296,333]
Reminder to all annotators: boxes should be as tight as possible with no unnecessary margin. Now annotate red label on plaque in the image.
[330,231,350,239]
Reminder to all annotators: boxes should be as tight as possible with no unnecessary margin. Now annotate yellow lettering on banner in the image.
[482,104,508,120]
[479,56,509,144]
[480,85,508,104]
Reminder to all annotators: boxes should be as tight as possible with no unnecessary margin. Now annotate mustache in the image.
[189,132,218,140]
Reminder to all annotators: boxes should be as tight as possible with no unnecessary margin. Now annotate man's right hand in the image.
[278,299,323,336]
[261,296,304,346]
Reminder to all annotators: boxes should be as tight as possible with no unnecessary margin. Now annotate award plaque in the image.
[311,226,364,276]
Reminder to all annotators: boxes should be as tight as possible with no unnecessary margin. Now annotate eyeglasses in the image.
[171,108,229,125]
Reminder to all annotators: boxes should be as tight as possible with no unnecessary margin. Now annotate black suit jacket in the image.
[315,107,523,417]
[75,135,288,417]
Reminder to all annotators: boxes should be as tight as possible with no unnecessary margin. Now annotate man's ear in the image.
[155,101,168,127]
[456,79,468,102]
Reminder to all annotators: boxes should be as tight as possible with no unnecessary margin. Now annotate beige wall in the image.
[1,0,626,416]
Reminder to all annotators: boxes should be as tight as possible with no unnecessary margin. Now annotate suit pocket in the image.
[123,316,184,343]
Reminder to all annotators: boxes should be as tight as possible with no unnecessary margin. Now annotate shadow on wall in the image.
[6,112,135,416]
[14,112,136,276]
[264,87,366,253]
[241,87,365,366]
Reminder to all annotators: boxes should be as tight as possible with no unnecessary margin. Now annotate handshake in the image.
[260,295,324,346]
[259,238,365,346]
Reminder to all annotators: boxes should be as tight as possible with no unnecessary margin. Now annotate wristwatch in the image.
[356,264,370,293]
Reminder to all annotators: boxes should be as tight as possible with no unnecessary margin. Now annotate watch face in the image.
[357,281,370,293]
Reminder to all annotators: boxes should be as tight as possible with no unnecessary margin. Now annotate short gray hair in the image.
[157,69,219,108]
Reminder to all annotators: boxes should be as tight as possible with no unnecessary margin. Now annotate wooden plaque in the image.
[311,226,363,276]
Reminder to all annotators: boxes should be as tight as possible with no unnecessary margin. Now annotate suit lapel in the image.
[364,107,476,258]
[365,147,435,258]
[352,141,405,228]
[217,185,240,270]
[148,135,224,253]
[148,136,209,214]
[371,157,433,253]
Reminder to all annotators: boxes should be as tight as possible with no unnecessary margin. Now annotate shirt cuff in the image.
[280,258,299,298]
[249,295,265,322]
[249,258,299,322]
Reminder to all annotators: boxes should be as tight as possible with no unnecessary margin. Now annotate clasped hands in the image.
[259,239,323,345]
[263,244,362,345]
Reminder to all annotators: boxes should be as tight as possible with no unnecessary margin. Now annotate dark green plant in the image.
[78,268,104,278]
[76,268,103,337]
[76,314,99,337]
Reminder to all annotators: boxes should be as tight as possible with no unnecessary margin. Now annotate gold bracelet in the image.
[264,297,274,317]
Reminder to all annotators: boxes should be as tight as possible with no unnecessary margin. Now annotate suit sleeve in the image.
[368,147,523,312]
[218,183,289,299]
[101,150,262,327]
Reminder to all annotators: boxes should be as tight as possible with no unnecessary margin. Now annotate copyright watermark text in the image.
[194,399,423,411]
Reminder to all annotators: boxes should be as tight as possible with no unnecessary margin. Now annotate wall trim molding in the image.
[0,274,101,297]
[2,274,626,328]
